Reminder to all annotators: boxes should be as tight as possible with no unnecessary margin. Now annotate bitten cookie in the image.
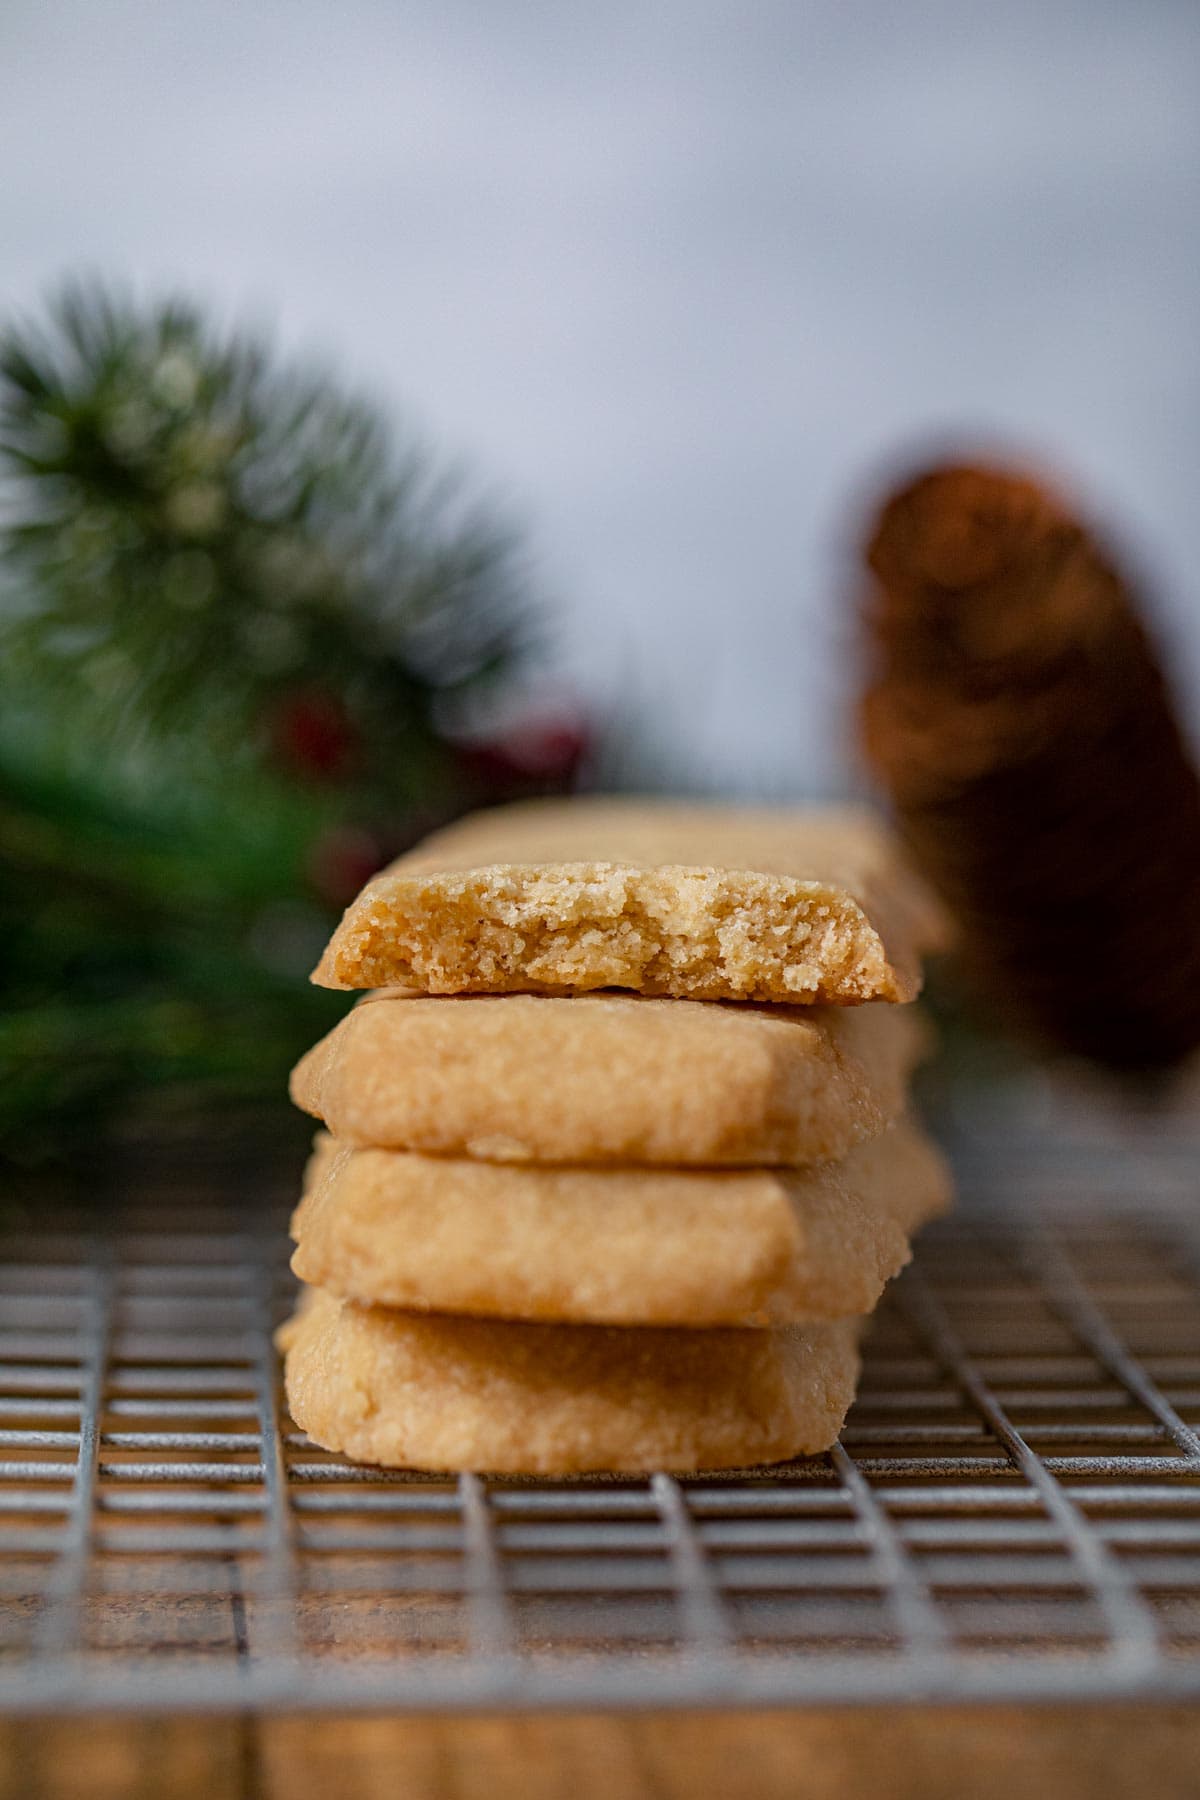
[311,799,944,1005]
[289,991,928,1166]
[292,1120,951,1326]
[279,1287,862,1474]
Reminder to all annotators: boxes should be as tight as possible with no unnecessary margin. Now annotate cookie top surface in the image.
[279,1287,861,1475]
[289,990,927,1166]
[291,1119,952,1326]
[312,799,943,1004]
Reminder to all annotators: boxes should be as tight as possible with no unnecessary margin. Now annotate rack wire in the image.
[1,1084,1199,1714]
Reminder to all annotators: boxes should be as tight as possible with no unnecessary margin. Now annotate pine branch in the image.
[0,280,534,802]
[0,280,585,1163]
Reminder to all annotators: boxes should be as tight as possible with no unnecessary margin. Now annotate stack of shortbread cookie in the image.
[280,801,951,1475]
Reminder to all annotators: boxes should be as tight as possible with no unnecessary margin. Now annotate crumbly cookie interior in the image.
[316,863,910,1003]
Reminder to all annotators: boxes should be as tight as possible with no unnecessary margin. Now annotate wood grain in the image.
[3,1706,1199,1800]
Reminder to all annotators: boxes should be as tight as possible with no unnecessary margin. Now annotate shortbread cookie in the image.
[289,991,927,1165]
[312,799,944,1004]
[292,1121,951,1325]
[279,1287,861,1473]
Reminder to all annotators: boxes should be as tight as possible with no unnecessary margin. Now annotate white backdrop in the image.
[4,0,1198,792]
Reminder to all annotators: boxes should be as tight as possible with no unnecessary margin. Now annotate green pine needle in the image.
[0,279,534,802]
[0,280,546,1162]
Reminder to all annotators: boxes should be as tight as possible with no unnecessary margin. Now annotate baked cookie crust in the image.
[311,800,944,1005]
[291,1121,951,1326]
[289,991,927,1166]
[279,1287,862,1474]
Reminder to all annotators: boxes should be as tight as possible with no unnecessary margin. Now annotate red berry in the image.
[454,705,590,791]
[270,689,357,782]
[306,824,386,908]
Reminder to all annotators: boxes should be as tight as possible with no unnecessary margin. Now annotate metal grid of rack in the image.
[1,1088,1199,1713]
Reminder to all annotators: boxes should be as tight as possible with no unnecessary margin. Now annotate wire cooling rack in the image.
[1,1085,1199,1714]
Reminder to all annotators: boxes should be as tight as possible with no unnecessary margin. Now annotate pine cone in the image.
[860,463,1200,1070]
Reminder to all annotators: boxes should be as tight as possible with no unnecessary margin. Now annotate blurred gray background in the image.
[4,0,1198,793]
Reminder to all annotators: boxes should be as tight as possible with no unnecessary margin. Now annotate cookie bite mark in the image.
[313,861,917,1004]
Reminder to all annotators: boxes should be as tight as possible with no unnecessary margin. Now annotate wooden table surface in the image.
[3,1705,1199,1800]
